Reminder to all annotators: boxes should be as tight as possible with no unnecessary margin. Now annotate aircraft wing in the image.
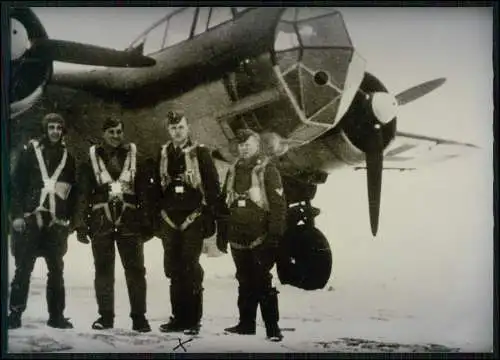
[354,131,481,171]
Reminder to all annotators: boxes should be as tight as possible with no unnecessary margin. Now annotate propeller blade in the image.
[365,127,384,237]
[25,39,156,68]
[395,77,446,106]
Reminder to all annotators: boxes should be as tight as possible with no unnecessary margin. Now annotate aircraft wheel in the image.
[277,224,333,290]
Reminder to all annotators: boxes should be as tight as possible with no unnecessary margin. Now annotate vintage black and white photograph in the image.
[4,5,494,354]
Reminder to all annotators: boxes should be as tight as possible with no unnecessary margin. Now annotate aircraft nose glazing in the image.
[272,7,367,135]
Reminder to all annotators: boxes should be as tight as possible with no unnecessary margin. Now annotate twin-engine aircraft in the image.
[9,7,479,288]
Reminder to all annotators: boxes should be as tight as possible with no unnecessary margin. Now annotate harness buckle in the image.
[109,181,123,199]
[43,179,56,193]
[234,192,249,208]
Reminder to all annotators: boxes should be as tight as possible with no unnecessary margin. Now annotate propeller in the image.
[11,14,156,68]
[24,39,156,68]
[362,77,446,237]
[365,124,384,237]
[395,78,447,106]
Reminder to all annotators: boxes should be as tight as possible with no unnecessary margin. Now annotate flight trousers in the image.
[90,231,147,321]
[159,214,205,327]
[9,217,69,319]
[230,243,281,333]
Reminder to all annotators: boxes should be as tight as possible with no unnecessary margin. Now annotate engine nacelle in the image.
[322,128,367,167]
[10,8,53,119]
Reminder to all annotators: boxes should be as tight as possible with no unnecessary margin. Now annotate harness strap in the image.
[90,144,137,186]
[184,143,205,203]
[226,157,270,211]
[230,235,265,250]
[160,209,202,232]
[31,140,70,228]
[23,210,70,228]
[92,201,137,226]
[225,163,237,206]
[89,144,138,227]
[89,145,103,184]
[159,143,170,188]
[159,141,206,204]
[249,158,269,210]
[120,143,137,183]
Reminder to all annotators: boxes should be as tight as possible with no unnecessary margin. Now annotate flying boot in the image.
[224,288,258,335]
[47,283,73,329]
[8,311,22,330]
[183,289,203,335]
[92,311,114,330]
[160,285,187,332]
[260,288,283,342]
[131,313,151,333]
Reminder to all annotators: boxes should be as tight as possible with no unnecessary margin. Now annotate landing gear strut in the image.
[278,179,333,290]
[287,199,321,228]
[282,175,320,228]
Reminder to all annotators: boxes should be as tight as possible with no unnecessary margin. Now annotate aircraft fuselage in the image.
[51,8,285,109]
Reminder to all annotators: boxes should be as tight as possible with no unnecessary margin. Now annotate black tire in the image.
[277,225,333,290]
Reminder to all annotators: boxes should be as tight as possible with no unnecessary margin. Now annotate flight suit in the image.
[9,137,77,329]
[74,142,152,331]
[219,154,287,341]
[154,139,222,333]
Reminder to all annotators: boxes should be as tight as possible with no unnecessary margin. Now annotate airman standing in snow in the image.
[217,128,287,342]
[154,110,223,335]
[74,117,153,333]
[8,113,77,330]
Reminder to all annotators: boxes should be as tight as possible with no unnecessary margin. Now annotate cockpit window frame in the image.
[206,7,234,31]
[273,9,353,63]
[296,11,353,49]
[278,8,339,24]
[127,7,253,56]
[270,7,366,136]
[127,7,186,54]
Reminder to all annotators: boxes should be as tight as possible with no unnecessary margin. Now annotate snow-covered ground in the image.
[6,153,493,353]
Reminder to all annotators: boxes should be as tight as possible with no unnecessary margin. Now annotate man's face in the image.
[168,117,189,145]
[47,122,64,144]
[103,123,124,148]
[238,135,260,159]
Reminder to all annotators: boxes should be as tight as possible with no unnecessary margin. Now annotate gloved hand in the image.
[272,236,293,286]
[139,218,154,243]
[216,233,228,254]
[149,213,162,238]
[216,220,228,254]
[12,218,26,233]
[76,229,90,244]
[265,234,290,267]
[68,226,76,235]
[202,208,216,239]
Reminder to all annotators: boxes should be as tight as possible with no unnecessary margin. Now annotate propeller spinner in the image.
[362,77,447,237]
